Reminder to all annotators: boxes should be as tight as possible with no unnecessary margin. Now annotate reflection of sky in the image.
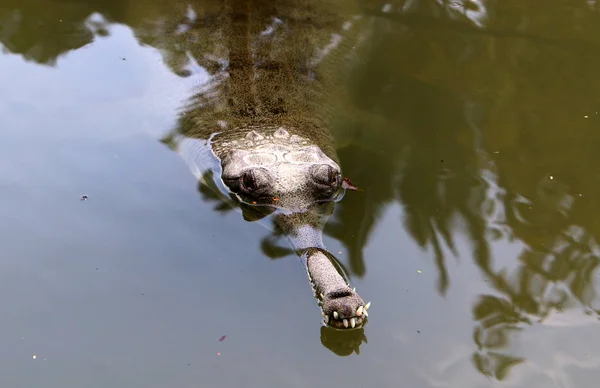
[417,316,600,388]
[365,204,600,388]
[2,7,600,388]
[0,22,197,143]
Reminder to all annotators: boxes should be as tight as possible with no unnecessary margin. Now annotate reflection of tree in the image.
[472,295,527,380]
[0,0,101,64]
[6,0,600,378]
[341,0,600,380]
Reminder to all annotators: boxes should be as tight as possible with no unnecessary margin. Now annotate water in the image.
[2,0,600,387]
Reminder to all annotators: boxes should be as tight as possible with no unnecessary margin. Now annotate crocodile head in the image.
[155,0,372,335]
[167,124,371,332]
[208,126,371,331]
[218,127,344,212]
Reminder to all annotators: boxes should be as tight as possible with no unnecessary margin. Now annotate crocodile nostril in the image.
[328,289,353,298]
[241,168,271,192]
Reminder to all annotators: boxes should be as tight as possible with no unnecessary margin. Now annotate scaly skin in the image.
[163,0,373,329]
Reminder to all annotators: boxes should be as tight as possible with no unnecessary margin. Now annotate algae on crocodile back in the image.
[170,0,375,158]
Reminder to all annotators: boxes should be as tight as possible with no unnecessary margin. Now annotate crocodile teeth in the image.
[320,293,324,298]
[343,319,349,328]
[364,310,368,317]
[321,310,325,317]
[333,311,339,319]
[324,315,329,324]
[353,287,356,292]
[350,318,356,328]
[365,301,371,310]
[356,306,364,316]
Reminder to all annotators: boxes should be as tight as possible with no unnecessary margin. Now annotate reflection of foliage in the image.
[326,143,396,277]
[471,295,528,380]
[195,171,236,214]
[6,0,600,378]
[472,295,527,380]
[517,234,600,310]
[339,0,600,380]
[469,210,600,378]
[0,0,100,65]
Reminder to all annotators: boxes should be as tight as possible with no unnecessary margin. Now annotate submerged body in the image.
[163,0,371,329]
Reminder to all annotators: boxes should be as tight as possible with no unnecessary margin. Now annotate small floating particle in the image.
[217,352,221,356]
[549,176,554,180]
[337,251,342,255]
[219,335,226,342]
[585,115,589,119]
[80,195,88,201]
[417,270,422,274]
[32,355,36,360]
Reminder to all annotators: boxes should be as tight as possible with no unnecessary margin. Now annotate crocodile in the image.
[161,0,373,329]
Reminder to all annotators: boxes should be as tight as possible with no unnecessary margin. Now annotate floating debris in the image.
[219,335,226,342]
[80,195,88,201]
[32,355,37,360]
[417,270,422,274]
[342,177,362,191]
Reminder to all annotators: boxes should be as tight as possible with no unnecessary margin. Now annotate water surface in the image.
[2,0,600,387]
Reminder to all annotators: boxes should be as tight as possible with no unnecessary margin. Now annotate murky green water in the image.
[2,0,600,386]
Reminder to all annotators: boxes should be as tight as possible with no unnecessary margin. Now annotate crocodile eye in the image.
[239,168,272,196]
[328,166,339,185]
[312,164,340,188]
[242,170,257,191]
